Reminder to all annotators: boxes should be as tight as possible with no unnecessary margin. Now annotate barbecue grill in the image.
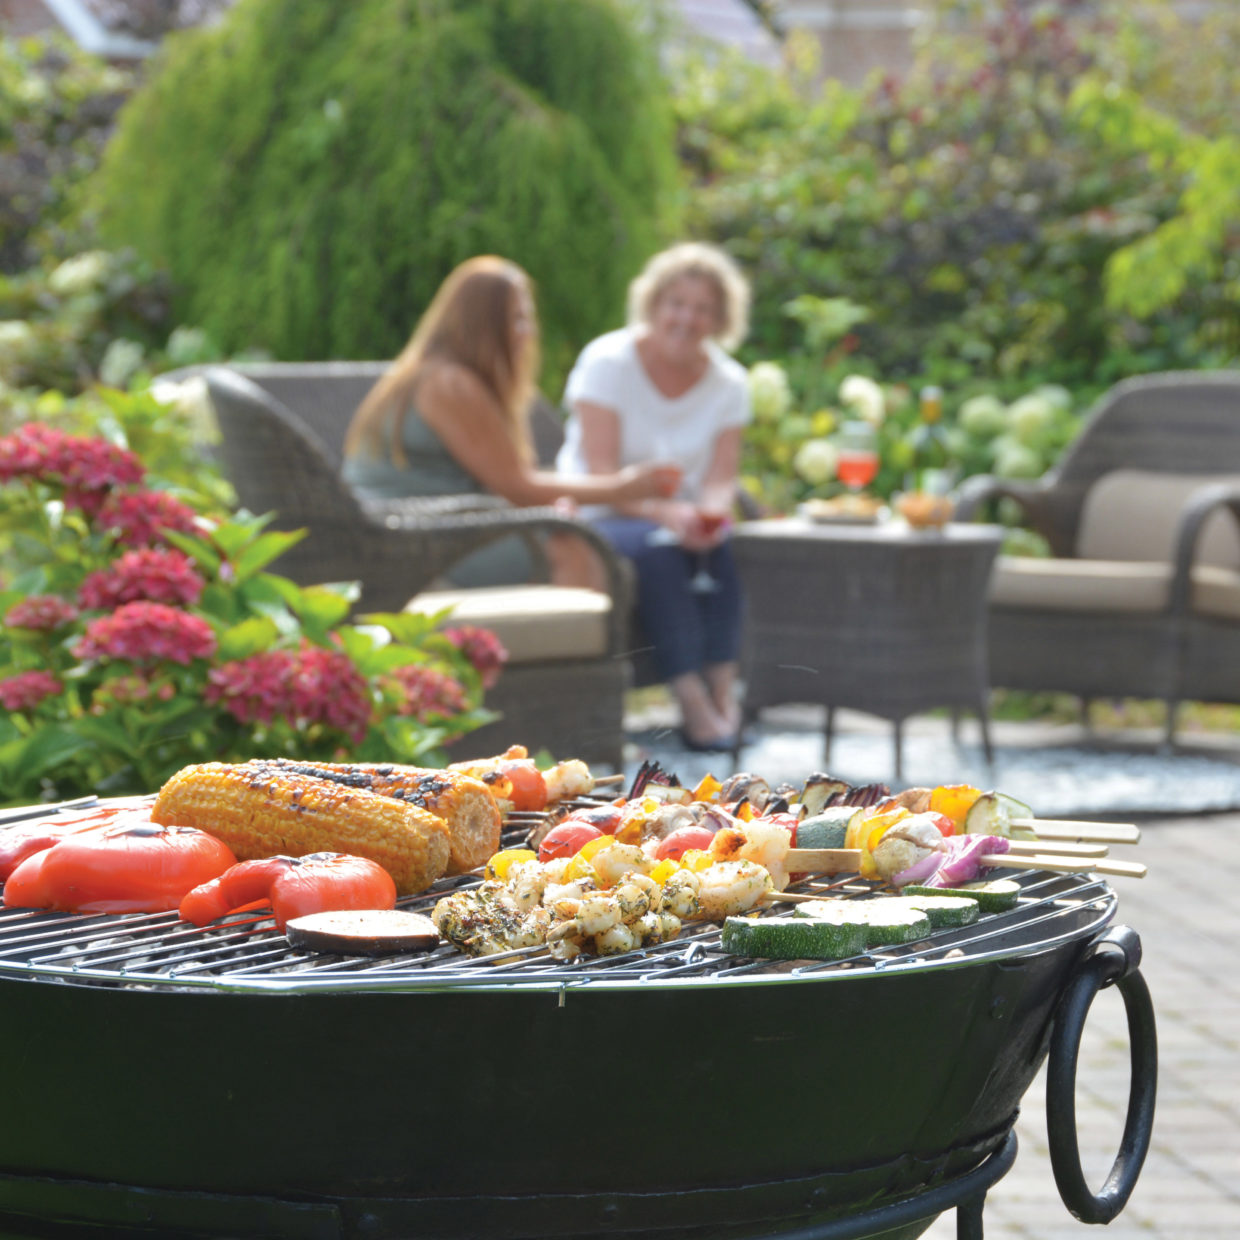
[0,796,1156,1240]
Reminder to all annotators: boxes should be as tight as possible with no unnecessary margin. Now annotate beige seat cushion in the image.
[404,585,611,662]
[1076,470,1240,566]
[990,556,1240,621]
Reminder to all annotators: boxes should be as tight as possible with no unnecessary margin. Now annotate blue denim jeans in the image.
[591,516,744,681]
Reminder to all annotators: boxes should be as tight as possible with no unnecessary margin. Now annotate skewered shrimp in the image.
[694,860,773,920]
[658,868,701,918]
[709,818,793,891]
[589,842,653,886]
[543,759,594,805]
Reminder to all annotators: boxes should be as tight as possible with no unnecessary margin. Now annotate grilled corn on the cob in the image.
[252,759,502,874]
[151,763,451,896]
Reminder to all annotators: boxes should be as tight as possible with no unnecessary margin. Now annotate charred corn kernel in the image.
[252,758,501,875]
[151,762,451,896]
[484,848,537,881]
[691,774,722,802]
[929,784,983,828]
[649,858,681,885]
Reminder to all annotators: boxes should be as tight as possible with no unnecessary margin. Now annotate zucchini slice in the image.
[963,791,1036,840]
[792,899,931,947]
[903,879,1021,913]
[795,806,862,850]
[892,894,981,929]
[721,913,867,961]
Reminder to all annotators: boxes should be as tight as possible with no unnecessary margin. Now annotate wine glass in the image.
[835,420,880,493]
[690,511,729,593]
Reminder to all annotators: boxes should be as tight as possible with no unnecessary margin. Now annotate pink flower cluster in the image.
[78,548,205,610]
[73,602,217,665]
[389,664,468,722]
[206,644,373,743]
[4,594,80,631]
[443,624,508,690]
[96,489,200,549]
[0,424,144,513]
[0,670,62,711]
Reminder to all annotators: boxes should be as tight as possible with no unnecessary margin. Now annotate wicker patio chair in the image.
[200,367,634,767]
[954,370,1240,741]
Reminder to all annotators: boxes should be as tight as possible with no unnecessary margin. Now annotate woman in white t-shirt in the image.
[557,243,752,752]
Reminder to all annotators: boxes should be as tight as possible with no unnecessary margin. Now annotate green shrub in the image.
[92,0,680,389]
[677,1,1240,396]
[0,34,132,274]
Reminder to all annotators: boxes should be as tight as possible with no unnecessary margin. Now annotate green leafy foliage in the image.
[92,0,680,390]
[677,2,1240,398]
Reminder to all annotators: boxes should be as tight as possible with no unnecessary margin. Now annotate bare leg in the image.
[547,532,607,591]
[670,671,734,747]
[703,661,740,734]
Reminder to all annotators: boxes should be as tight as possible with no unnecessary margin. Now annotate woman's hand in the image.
[616,461,684,503]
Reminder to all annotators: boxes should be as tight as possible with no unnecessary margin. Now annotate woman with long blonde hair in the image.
[343,256,679,587]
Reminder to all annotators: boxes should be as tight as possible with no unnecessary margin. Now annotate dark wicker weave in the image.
[731,521,1003,779]
[200,367,634,767]
[954,370,1240,739]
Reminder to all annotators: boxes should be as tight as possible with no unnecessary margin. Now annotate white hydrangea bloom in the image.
[47,252,109,297]
[747,361,792,422]
[98,338,146,389]
[0,321,36,363]
[838,374,886,426]
[794,438,839,486]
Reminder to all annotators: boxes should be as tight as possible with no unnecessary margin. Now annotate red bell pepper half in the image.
[3,816,238,914]
[0,805,136,881]
[179,852,397,933]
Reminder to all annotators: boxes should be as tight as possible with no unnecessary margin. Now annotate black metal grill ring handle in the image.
[1046,925,1158,1224]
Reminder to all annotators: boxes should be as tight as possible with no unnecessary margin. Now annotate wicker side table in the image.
[731,518,1004,780]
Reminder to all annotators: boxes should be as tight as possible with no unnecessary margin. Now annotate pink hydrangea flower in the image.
[4,594,80,631]
[95,489,200,548]
[0,670,62,711]
[390,664,469,721]
[78,548,205,610]
[206,644,372,742]
[205,650,298,726]
[288,645,373,742]
[0,425,144,501]
[73,602,217,665]
[443,624,508,689]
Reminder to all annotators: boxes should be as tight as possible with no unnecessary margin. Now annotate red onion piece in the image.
[890,850,944,888]
[926,835,1010,887]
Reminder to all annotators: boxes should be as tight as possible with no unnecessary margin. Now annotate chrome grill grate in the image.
[0,797,1117,993]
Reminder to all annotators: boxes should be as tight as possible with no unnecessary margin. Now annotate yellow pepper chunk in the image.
[691,774,723,802]
[930,784,983,828]
[562,852,598,885]
[679,848,715,873]
[649,858,681,886]
[483,849,537,881]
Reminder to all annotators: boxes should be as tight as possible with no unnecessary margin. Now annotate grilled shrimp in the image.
[694,860,772,920]
[576,893,624,936]
[659,868,701,918]
[589,843,653,886]
[595,923,638,956]
[543,759,594,804]
[506,859,549,912]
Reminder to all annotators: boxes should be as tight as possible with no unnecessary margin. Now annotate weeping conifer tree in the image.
[92,0,681,386]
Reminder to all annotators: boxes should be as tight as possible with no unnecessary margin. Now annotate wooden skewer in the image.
[592,774,626,787]
[1016,819,1140,845]
[1004,839,1108,858]
[980,853,1147,880]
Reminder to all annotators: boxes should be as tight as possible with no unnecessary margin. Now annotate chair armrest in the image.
[954,473,1076,553]
[362,500,634,646]
[1166,482,1240,618]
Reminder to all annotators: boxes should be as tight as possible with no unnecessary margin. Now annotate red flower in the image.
[288,645,372,742]
[96,489,200,548]
[0,425,144,501]
[0,670,62,711]
[206,644,372,742]
[4,594,80,631]
[443,624,507,689]
[205,650,298,726]
[73,602,217,665]
[79,548,205,610]
[389,664,468,722]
